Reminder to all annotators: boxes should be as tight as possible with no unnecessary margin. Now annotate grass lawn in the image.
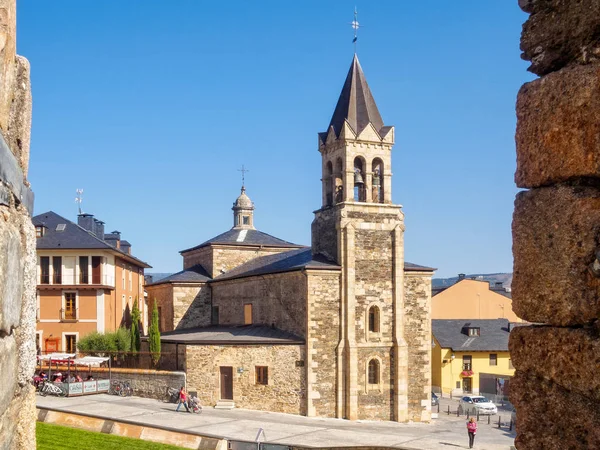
[37,422,188,450]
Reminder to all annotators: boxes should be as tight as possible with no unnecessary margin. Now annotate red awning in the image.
[461,370,474,377]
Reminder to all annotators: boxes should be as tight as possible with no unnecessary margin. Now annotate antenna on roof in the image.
[75,189,84,215]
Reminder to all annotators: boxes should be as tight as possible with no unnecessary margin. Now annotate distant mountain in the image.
[145,272,174,284]
[432,273,512,289]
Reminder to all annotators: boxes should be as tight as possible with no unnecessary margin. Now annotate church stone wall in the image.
[211,271,307,338]
[0,0,35,447]
[185,344,306,415]
[311,207,338,263]
[306,271,340,417]
[182,246,212,274]
[173,284,210,330]
[213,246,294,278]
[511,1,600,448]
[404,272,432,422]
[357,348,392,420]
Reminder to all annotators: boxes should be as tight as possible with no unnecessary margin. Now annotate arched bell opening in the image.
[325,161,333,206]
[334,158,344,204]
[372,158,384,204]
[353,157,366,202]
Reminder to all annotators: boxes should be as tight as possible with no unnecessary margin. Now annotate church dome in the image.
[233,187,254,209]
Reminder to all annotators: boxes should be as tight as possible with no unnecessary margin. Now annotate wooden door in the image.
[463,377,472,394]
[220,367,233,400]
[244,304,253,325]
[92,256,101,284]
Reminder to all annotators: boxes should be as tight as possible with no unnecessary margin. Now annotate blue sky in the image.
[19,1,533,278]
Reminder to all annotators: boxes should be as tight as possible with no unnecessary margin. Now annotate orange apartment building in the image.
[33,211,151,353]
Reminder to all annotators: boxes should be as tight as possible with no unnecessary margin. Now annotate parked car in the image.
[431,392,439,406]
[458,395,498,415]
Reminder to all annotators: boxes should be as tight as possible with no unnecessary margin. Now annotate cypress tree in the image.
[130,298,141,353]
[149,299,161,365]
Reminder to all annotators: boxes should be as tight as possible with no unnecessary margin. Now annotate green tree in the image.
[130,298,141,353]
[149,299,161,365]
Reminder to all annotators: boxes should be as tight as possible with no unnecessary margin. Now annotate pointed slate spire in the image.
[327,54,385,137]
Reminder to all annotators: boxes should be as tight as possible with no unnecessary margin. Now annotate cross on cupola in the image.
[232,166,255,230]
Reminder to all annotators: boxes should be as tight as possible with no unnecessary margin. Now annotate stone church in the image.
[147,55,434,422]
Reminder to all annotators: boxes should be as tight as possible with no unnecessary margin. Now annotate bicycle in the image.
[39,381,67,397]
[166,386,179,403]
[109,380,133,397]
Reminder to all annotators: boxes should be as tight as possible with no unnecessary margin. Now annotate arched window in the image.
[325,161,333,206]
[372,158,384,203]
[368,359,380,385]
[368,306,380,333]
[353,157,366,202]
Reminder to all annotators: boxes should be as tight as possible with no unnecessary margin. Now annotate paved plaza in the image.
[37,394,515,449]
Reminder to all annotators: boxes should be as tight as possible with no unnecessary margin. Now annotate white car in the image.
[458,395,498,415]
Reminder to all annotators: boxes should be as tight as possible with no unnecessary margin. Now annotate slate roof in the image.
[326,54,386,138]
[33,211,151,268]
[181,228,302,254]
[213,247,339,281]
[158,325,304,345]
[146,264,211,286]
[432,319,519,352]
[404,262,436,272]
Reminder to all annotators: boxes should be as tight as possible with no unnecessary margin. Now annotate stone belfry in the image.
[312,55,412,421]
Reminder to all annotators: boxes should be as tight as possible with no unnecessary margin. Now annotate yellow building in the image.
[432,319,516,398]
[432,276,522,322]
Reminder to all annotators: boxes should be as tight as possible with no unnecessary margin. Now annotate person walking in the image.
[176,386,190,413]
[467,417,477,448]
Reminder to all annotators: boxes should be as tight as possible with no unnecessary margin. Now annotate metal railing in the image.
[39,274,114,286]
[60,308,78,322]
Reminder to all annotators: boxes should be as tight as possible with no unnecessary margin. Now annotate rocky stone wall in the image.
[306,271,340,417]
[404,273,432,422]
[172,284,210,329]
[511,1,600,448]
[0,0,35,448]
[212,246,293,278]
[185,344,306,415]
[211,271,307,338]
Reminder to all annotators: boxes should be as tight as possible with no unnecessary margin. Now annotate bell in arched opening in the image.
[354,168,365,186]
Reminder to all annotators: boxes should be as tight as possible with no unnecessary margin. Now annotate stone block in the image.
[512,185,600,325]
[509,325,600,398]
[520,0,600,76]
[0,214,23,333]
[511,371,600,450]
[516,64,600,188]
[0,335,17,414]
[0,0,16,132]
[6,55,32,175]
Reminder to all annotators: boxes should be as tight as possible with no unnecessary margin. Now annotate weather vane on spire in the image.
[238,165,249,188]
[351,7,360,53]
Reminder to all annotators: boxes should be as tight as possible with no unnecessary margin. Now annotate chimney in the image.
[458,273,466,281]
[105,230,121,248]
[120,241,131,254]
[78,213,96,235]
[94,219,105,240]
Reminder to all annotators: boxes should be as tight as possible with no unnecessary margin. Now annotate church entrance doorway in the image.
[220,366,233,400]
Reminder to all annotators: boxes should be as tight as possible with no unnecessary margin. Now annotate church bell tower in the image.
[311,55,410,422]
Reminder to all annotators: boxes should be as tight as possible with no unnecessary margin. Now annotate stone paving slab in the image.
[36,394,515,449]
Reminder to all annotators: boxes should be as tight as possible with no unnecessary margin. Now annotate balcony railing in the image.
[462,363,472,371]
[60,308,78,322]
[39,274,114,286]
